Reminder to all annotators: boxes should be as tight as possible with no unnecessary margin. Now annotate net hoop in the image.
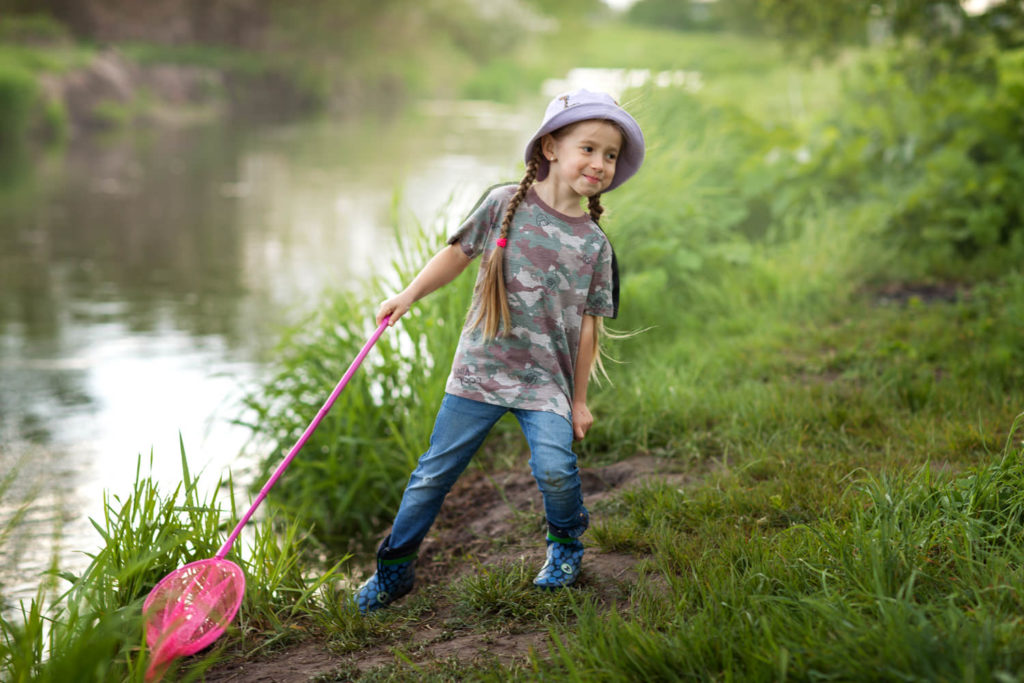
[143,558,246,667]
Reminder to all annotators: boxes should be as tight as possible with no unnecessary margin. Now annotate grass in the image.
[449,560,582,624]
[541,425,1024,681]
[0,441,350,681]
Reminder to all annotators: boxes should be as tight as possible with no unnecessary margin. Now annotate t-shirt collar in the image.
[527,187,592,225]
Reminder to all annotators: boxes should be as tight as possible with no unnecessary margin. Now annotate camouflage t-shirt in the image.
[444,184,618,422]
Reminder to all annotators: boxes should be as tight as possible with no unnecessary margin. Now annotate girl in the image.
[355,89,644,613]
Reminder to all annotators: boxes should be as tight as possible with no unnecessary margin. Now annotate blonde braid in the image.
[588,193,604,223]
[471,149,542,338]
[586,193,616,383]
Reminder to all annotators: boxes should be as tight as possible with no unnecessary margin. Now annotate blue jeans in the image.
[382,394,589,558]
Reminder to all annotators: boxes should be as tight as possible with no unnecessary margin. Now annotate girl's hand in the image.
[377,294,413,327]
[375,244,472,328]
[572,402,593,441]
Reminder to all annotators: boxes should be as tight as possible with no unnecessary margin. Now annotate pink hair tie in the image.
[496,238,508,248]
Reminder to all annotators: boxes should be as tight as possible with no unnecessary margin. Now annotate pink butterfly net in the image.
[142,318,389,680]
[143,559,245,678]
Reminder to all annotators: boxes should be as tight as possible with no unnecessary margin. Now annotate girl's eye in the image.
[582,146,593,152]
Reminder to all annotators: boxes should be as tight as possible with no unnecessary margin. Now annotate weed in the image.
[449,560,582,628]
[0,441,345,680]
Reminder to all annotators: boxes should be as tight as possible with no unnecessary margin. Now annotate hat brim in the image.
[524,102,645,193]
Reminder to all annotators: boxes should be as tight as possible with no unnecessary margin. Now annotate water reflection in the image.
[0,98,532,605]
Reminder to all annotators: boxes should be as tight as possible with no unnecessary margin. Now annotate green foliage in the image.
[646,0,1024,63]
[0,34,88,145]
[262,0,561,107]
[548,423,1024,681]
[523,0,604,20]
[0,445,343,681]
[460,59,553,103]
[766,44,1024,277]
[240,216,475,549]
[885,48,1024,268]
[627,0,724,32]
[608,36,1024,286]
[0,40,94,74]
[0,589,146,683]
[719,0,874,52]
[712,0,1024,57]
[0,13,70,44]
[0,61,35,147]
[606,88,791,301]
[449,560,582,624]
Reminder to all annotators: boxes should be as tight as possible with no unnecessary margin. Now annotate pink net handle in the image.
[216,316,390,559]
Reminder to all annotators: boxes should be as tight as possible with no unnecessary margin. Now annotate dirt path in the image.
[205,455,696,681]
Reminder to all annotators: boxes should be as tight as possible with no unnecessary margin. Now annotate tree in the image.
[719,0,1024,58]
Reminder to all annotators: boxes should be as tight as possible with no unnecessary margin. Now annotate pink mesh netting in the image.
[143,558,245,679]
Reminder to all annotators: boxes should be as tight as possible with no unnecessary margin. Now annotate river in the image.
[0,98,536,606]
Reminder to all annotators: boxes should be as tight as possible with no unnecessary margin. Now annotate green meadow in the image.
[5,7,1024,681]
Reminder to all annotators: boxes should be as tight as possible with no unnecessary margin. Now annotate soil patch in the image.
[206,641,344,683]
[869,281,967,306]
[203,454,697,681]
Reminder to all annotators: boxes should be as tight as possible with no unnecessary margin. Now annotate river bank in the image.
[34,47,225,138]
[1,2,582,147]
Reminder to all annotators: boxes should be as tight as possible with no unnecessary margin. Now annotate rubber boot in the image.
[353,546,416,614]
[533,535,584,589]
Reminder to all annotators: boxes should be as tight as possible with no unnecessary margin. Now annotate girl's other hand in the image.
[572,402,593,441]
[377,294,413,327]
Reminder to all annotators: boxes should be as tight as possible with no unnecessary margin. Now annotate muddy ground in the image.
[203,455,697,682]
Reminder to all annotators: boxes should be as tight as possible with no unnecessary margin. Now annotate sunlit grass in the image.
[0,443,347,681]
[448,560,585,626]
[551,419,1024,681]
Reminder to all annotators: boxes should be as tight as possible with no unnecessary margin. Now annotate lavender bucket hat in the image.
[524,89,645,193]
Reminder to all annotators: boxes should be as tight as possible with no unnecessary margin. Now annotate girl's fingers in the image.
[376,304,395,326]
[377,301,407,326]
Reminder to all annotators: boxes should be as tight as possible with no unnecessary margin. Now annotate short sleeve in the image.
[584,238,619,319]
[446,184,514,260]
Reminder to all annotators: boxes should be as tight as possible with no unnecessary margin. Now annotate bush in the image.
[627,0,724,32]
[801,46,1024,274]
[0,61,36,147]
[0,14,71,45]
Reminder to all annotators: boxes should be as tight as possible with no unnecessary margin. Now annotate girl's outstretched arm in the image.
[572,314,598,441]
[376,243,472,326]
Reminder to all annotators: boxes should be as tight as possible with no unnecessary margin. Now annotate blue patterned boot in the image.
[354,547,416,614]
[533,535,584,589]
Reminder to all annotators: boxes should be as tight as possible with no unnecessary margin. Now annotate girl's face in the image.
[542,120,623,198]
